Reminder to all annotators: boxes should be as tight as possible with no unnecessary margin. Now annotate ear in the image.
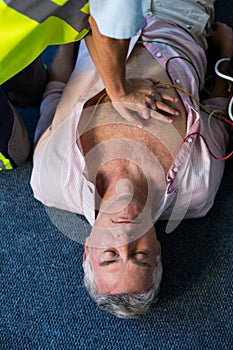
[83,245,89,261]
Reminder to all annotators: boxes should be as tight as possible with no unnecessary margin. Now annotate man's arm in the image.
[208,22,233,98]
[34,44,76,143]
[48,43,75,83]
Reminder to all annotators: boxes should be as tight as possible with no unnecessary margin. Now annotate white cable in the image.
[215,58,233,121]
[214,58,233,82]
[228,96,233,121]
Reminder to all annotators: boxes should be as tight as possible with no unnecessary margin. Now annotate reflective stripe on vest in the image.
[0,152,13,170]
[0,0,90,84]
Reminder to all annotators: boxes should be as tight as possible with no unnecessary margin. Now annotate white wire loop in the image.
[215,58,233,121]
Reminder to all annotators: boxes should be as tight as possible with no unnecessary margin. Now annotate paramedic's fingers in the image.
[149,108,174,123]
[112,102,173,128]
[155,95,179,116]
[112,102,147,128]
[125,77,163,109]
[152,81,179,115]
[110,78,178,118]
[137,79,179,116]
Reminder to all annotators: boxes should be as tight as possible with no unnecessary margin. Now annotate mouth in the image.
[112,219,133,224]
[111,217,141,224]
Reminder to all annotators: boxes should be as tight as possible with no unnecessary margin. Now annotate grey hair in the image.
[82,254,163,319]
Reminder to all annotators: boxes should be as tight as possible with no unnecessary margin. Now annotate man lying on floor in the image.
[31,0,232,318]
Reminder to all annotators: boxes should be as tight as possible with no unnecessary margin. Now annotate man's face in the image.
[83,195,161,294]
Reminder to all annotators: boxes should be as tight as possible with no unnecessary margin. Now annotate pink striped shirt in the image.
[31,17,230,230]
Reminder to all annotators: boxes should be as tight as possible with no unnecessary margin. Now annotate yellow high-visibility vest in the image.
[0,152,13,170]
[0,0,90,84]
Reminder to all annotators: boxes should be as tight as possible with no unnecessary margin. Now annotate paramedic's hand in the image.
[87,16,178,127]
[110,78,179,128]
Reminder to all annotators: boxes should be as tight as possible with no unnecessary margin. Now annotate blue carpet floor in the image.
[1,1,233,349]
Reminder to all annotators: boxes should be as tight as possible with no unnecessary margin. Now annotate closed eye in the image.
[99,259,118,267]
[131,259,152,268]
[99,258,151,268]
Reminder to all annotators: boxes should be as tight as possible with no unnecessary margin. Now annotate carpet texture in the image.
[1,1,232,349]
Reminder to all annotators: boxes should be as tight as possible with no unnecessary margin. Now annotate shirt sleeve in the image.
[200,96,230,157]
[89,0,146,39]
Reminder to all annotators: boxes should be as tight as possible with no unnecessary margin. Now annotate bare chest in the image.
[78,45,186,174]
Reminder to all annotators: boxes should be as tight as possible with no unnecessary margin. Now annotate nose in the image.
[109,224,141,247]
[110,227,132,244]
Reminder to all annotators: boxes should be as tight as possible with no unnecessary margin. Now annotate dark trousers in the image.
[0,57,47,170]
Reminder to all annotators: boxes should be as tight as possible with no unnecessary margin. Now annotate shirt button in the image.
[173,167,179,173]
[175,79,181,84]
[186,24,192,30]
[187,137,193,143]
[156,52,162,58]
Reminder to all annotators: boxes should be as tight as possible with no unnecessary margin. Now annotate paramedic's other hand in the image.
[110,78,179,128]
[210,22,233,57]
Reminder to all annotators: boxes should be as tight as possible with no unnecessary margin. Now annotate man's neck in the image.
[95,159,165,212]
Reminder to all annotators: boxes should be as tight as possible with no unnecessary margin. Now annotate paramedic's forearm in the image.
[87,15,129,99]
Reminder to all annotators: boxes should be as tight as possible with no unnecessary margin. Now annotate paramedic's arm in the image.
[86,16,178,127]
